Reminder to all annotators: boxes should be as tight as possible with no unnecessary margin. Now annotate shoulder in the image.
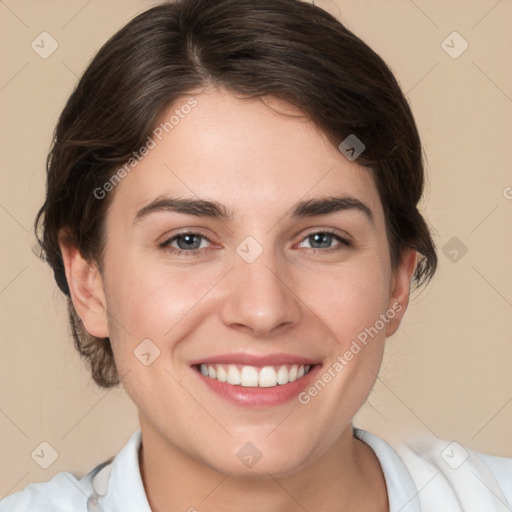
[0,470,94,512]
[477,450,512,499]
[0,458,116,512]
[0,430,147,512]
[354,427,512,511]
[391,431,512,510]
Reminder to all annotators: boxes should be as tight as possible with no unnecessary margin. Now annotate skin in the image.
[60,86,417,512]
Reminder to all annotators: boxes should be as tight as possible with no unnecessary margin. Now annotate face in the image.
[72,87,414,478]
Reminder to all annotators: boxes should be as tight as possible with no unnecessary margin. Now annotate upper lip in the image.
[189,353,320,367]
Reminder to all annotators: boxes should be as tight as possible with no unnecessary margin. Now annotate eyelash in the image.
[160,229,351,257]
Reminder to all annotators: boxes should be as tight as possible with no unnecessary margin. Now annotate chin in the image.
[199,439,315,480]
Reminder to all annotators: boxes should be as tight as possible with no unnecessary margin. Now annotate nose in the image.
[220,249,302,338]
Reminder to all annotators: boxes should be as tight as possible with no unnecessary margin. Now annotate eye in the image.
[296,230,351,252]
[160,229,351,257]
[161,232,213,255]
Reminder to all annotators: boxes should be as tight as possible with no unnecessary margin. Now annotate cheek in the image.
[101,263,206,418]
[299,257,391,404]
[304,258,391,341]
[102,257,221,364]
[289,261,391,452]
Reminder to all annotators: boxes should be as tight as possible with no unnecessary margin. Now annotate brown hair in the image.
[35,0,438,388]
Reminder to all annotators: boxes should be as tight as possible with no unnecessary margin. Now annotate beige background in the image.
[1,0,511,498]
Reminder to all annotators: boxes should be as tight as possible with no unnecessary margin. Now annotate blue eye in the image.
[160,229,350,257]
[297,231,351,251]
[161,233,211,254]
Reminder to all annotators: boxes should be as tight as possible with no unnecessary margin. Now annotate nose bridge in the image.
[220,239,302,336]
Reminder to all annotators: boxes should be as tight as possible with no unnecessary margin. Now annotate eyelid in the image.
[160,229,217,249]
[297,227,352,243]
[159,227,214,244]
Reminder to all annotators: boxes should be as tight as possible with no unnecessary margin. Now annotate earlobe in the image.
[385,248,418,337]
[58,229,109,339]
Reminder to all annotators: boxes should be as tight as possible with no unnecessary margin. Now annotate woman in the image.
[1,0,510,510]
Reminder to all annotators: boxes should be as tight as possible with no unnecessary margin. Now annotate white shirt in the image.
[1,428,511,511]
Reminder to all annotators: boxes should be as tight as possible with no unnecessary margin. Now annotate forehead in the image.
[108,87,383,225]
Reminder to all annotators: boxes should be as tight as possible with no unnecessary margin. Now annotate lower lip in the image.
[193,365,321,407]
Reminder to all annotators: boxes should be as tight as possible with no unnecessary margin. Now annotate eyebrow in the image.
[133,194,374,225]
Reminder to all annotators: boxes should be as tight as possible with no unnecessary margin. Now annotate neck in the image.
[138,417,388,512]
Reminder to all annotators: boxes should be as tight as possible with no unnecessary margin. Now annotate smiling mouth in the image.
[195,363,315,388]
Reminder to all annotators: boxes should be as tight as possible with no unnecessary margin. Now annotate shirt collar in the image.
[95,428,421,512]
[353,427,422,512]
[97,430,151,512]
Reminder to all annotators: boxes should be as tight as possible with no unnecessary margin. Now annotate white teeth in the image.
[276,365,289,385]
[227,364,241,385]
[259,366,277,387]
[216,365,227,382]
[241,366,259,387]
[198,363,313,388]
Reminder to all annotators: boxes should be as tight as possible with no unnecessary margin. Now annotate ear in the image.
[385,248,418,337]
[58,229,109,339]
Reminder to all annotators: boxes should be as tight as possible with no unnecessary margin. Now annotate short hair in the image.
[35,0,438,388]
